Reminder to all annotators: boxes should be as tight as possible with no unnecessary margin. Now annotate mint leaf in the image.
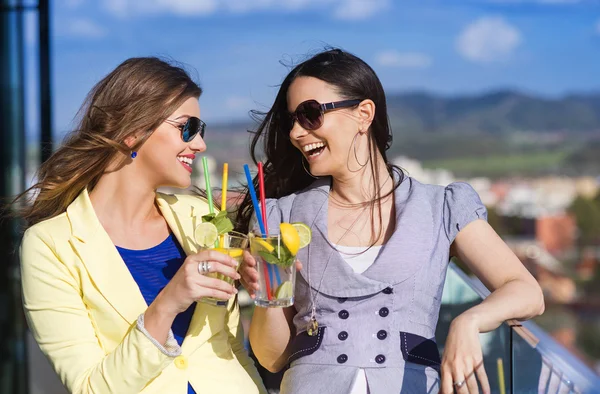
[202,213,216,223]
[213,216,234,234]
[201,210,233,235]
[258,251,280,265]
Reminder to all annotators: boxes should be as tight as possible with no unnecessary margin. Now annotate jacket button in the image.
[375,354,386,364]
[174,355,188,370]
[378,307,389,317]
[338,331,348,341]
[338,310,349,319]
[382,287,393,294]
[338,297,348,303]
[377,330,387,340]
[337,354,348,364]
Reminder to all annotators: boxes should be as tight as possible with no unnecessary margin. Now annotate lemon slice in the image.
[194,222,218,247]
[253,238,275,253]
[274,280,293,299]
[280,223,300,256]
[292,222,311,249]
[212,247,243,258]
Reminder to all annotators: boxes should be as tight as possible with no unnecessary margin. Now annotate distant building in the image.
[393,156,455,186]
[536,214,577,257]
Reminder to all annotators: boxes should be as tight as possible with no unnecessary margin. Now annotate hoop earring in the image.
[352,132,368,168]
[302,157,318,179]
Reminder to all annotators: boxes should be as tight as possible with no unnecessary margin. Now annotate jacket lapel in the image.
[66,189,231,350]
[155,193,200,255]
[67,189,147,325]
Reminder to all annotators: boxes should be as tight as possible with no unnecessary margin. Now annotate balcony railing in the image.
[439,262,600,394]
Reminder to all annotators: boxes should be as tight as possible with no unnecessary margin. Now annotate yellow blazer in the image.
[20,189,266,394]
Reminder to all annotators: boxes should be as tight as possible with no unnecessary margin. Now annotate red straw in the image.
[257,162,273,300]
[258,162,269,235]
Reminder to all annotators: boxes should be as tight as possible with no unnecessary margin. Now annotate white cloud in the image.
[456,17,521,63]
[333,0,389,21]
[375,51,432,68]
[61,18,108,38]
[225,96,253,111]
[100,0,386,20]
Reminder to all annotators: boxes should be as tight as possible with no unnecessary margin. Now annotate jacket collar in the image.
[292,175,434,298]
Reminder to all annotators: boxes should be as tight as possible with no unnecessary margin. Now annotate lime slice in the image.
[194,222,218,247]
[274,280,293,299]
[292,222,311,249]
[279,223,300,256]
[253,238,275,253]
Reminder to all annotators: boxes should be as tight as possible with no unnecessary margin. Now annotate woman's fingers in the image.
[242,250,256,267]
[465,370,479,394]
[440,364,454,394]
[190,250,238,269]
[197,275,237,297]
[240,251,260,292]
[452,369,468,394]
[441,359,487,394]
[202,260,240,281]
[475,361,490,394]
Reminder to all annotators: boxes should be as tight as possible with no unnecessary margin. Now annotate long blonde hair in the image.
[15,57,202,226]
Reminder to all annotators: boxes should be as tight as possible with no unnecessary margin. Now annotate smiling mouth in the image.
[177,156,194,173]
[177,156,193,165]
[303,141,327,158]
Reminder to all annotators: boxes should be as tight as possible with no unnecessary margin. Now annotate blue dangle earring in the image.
[130,151,137,159]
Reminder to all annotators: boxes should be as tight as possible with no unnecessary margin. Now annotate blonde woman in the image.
[16,58,265,394]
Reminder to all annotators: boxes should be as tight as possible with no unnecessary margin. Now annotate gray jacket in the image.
[261,176,487,394]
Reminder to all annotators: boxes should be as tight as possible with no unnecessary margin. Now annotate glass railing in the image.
[440,262,600,394]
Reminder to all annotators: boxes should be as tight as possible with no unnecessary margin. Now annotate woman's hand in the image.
[440,313,490,394]
[239,251,302,298]
[154,249,241,315]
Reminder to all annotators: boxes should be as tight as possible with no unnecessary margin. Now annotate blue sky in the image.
[45,0,600,136]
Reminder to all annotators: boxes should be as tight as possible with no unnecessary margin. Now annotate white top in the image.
[334,244,382,274]
[335,244,382,394]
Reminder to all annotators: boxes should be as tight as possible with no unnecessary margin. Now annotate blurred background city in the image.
[2,0,600,393]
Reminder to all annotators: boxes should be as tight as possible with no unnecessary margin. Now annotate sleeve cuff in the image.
[136,313,182,357]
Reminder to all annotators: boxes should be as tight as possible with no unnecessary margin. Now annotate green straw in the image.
[202,157,215,214]
[202,157,218,247]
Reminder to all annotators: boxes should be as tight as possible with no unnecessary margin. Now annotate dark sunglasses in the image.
[284,99,362,131]
[165,116,206,142]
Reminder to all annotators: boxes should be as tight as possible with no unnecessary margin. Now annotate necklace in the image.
[305,195,370,336]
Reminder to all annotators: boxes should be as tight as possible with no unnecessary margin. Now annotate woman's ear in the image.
[357,99,375,133]
[123,134,138,149]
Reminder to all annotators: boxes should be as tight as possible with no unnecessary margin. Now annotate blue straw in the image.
[244,164,277,291]
[243,165,267,237]
[271,258,281,286]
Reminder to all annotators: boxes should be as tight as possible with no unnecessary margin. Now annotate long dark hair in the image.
[14,57,202,226]
[236,48,404,245]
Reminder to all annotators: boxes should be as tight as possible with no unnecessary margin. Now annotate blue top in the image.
[116,233,196,394]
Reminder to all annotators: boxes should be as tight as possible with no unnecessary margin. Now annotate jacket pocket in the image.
[287,327,326,364]
[400,331,441,372]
